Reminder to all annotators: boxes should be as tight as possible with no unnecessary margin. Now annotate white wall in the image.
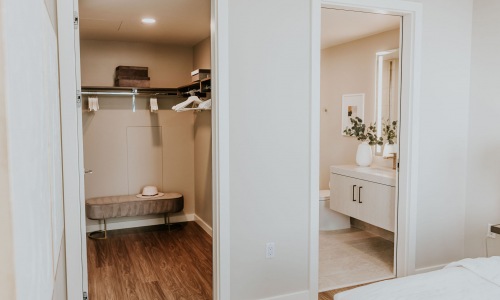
[52,236,68,300]
[408,0,473,270]
[228,0,311,298]
[1,0,66,298]
[0,0,16,298]
[465,0,500,257]
[320,29,400,189]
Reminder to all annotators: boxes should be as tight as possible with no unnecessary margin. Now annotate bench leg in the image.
[89,219,107,240]
[163,213,182,232]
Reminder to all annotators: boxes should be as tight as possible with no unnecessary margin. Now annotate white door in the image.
[57,0,89,298]
[74,0,89,294]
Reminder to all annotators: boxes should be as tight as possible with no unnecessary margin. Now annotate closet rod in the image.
[81,91,175,96]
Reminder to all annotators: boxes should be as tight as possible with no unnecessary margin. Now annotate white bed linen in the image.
[335,257,500,300]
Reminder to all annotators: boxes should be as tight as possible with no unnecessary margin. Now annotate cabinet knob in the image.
[352,185,357,201]
[358,186,363,203]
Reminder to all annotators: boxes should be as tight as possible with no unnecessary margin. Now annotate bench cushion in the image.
[85,193,184,220]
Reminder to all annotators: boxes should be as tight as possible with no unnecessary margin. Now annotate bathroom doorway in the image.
[318,7,402,292]
[75,0,214,298]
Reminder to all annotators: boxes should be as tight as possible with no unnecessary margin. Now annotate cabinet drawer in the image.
[330,173,396,232]
[356,178,396,232]
[330,174,358,217]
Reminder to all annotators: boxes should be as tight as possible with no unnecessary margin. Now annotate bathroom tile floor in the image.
[319,227,394,292]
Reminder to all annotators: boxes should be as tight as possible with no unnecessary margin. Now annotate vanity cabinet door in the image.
[356,179,396,232]
[330,173,358,217]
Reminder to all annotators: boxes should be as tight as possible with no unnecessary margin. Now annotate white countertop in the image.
[330,165,396,186]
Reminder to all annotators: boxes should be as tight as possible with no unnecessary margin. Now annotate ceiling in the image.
[321,9,400,49]
[79,0,211,46]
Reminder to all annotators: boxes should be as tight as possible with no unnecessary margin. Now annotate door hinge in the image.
[83,291,88,300]
[74,11,79,29]
[76,90,82,105]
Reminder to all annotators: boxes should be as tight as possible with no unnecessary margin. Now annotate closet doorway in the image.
[76,0,214,298]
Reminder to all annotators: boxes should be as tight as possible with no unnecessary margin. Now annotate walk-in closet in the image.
[77,0,213,298]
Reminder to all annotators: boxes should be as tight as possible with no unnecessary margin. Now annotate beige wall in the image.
[192,36,213,228]
[320,29,400,189]
[194,111,212,227]
[80,40,197,228]
[80,40,193,87]
[193,37,211,70]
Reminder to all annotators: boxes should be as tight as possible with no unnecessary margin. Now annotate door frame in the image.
[57,0,230,299]
[310,0,423,295]
[211,0,230,299]
[57,0,87,299]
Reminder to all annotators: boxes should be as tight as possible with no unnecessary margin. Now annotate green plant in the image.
[382,119,398,144]
[343,117,383,146]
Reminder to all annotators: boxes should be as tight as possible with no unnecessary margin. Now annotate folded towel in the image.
[150,97,158,112]
[88,96,99,112]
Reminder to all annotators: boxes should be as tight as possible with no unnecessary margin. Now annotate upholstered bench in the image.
[85,192,184,239]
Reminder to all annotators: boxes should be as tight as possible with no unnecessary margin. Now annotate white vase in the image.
[383,143,398,158]
[356,141,373,167]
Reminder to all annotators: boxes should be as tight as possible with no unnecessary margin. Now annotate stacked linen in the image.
[88,96,99,112]
[150,97,158,112]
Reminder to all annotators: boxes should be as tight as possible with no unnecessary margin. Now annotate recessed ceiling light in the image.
[141,18,156,24]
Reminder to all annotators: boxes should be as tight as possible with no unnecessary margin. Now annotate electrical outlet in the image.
[487,223,497,239]
[266,242,275,259]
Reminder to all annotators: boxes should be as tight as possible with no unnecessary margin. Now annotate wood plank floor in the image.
[318,283,367,300]
[87,222,212,300]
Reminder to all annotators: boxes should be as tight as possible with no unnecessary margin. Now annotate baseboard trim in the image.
[86,214,195,232]
[414,264,446,274]
[260,290,309,300]
[194,214,213,237]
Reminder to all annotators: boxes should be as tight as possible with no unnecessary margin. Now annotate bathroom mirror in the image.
[375,49,400,155]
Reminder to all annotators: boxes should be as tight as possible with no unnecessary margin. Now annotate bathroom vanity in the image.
[330,165,396,232]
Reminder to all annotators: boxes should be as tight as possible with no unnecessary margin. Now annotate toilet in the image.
[319,189,350,231]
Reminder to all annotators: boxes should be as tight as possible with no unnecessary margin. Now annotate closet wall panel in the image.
[80,40,196,231]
